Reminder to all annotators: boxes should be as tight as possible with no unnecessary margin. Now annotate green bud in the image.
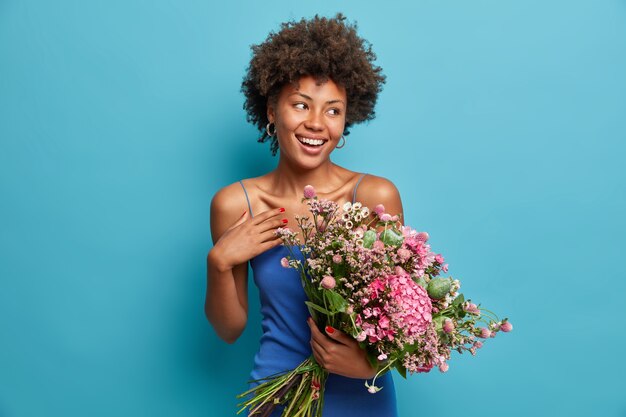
[363,230,377,248]
[380,229,403,247]
[415,276,428,289]
[427,278,452,300]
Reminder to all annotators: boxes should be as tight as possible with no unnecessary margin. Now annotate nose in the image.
[303,110,324,131]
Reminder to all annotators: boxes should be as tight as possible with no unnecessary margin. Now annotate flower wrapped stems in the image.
[237,358,327,417]
[238,186,512,415]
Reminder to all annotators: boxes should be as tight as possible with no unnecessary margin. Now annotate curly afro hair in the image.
[241,13,386,155]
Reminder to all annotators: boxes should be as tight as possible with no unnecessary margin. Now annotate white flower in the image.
[342,202,353,212]
[361,208,370,217]
[365,381,382,394]
[352,202,362,210]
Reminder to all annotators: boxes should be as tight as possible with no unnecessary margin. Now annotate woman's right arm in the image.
[205,184,285,343]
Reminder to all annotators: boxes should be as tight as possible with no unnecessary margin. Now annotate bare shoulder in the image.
[210,181,250,243]
[211,181,250,215]
[356,174,404,219]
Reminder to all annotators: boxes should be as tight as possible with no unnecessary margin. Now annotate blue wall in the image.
[1,1,625,416]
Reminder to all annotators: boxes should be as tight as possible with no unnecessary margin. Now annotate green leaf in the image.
[366,352,378,369]
[305,301,331,316]
[332,262,346,278]
[325,291,347,313]
[452,293,465,307]
[394,361,407,379]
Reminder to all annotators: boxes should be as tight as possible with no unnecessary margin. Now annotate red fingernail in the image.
[282,219,288,223]
[325,326,335,334]
[279,207,285,212]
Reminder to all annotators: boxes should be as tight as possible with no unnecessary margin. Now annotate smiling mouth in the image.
[296,135,328,147]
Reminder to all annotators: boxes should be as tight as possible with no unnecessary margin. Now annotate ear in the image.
[266,101,275,124]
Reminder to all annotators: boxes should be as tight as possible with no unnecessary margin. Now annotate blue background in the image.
[1,1,625,416]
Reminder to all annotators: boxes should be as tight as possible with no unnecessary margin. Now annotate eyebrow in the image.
[290,92,345,105]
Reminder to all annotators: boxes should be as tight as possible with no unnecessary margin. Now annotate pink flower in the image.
[438,362,449,373]
[332,254,343,264]
[463,302,480,315]
[435,254,444,264]
[372,240,385,251]
[442,318,455,334]
[397,248,411,262]
[356,331,367,342]
[303,185,316,199]
[315,217,327,232]
[500,321,513,332]
[394,266,408,276]
[473,340,483,349]
[380,213,392,222]
[416,363,434,373]
[378,353,388,361]
[374,204,385,216]
[416,232,429,242]
[479,327,492,338]
[442,264,449,273]
[321,275,336,290]
[280,257,290,268]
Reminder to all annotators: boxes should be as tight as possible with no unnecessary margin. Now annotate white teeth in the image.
[298,137,325,146]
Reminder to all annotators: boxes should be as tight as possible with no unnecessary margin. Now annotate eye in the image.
[327,108,341,116]
[294,102,308,110]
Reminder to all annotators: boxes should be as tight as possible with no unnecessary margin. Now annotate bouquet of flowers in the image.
[237,185,512,417]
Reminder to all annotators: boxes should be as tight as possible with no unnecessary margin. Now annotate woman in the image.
[205,14,403,416]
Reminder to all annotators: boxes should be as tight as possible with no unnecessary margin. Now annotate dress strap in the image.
[352,173,367,204]
[238,180,254,217]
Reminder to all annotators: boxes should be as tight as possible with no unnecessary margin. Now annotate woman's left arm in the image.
[308,175,404,379]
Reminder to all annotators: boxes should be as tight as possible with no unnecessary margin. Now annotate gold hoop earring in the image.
[266,122,276,137]
[335,135,346,149]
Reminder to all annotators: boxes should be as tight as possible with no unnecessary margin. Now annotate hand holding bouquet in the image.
[238,185,512,416]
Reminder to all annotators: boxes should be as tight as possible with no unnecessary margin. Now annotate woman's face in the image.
[268,75,347,169]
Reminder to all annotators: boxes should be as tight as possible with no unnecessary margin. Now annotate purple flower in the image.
[500,321,513,332]
[479,327,492,338]
[303,185,316,199]
[374,204,385,216]
[280,257,290,268]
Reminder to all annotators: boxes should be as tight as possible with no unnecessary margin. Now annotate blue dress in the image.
[240,176,398,417]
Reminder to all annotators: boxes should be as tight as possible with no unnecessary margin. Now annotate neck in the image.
[271,156,342,197]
